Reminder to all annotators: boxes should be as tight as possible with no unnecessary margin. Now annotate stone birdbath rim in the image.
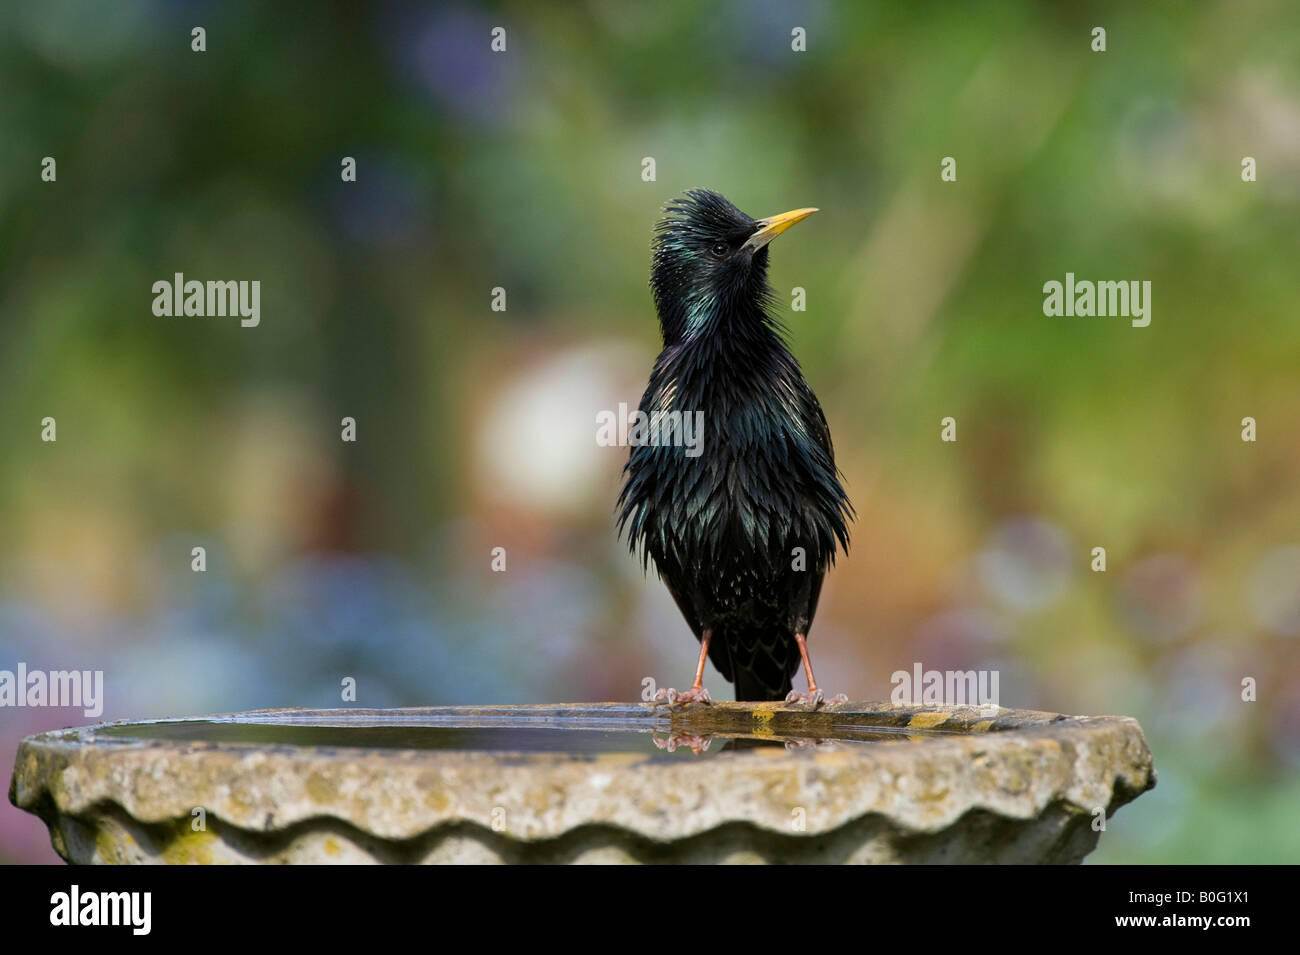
[11,701,1156,856]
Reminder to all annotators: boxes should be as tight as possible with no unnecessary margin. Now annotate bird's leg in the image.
[654,629,713,705]
[785,632,848,707]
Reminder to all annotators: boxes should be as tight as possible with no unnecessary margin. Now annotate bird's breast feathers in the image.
[621,374,850,569]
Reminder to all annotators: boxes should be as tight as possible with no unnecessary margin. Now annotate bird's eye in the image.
[710,242,728,257]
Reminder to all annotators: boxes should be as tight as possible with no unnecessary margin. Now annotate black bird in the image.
[618,189,853,704]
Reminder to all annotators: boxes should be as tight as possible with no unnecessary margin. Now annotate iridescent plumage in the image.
[618,189,853,701]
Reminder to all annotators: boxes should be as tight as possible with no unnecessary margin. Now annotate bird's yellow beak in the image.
[741,207,818,253]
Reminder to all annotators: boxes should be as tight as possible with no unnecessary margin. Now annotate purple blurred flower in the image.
[384,3,518,126]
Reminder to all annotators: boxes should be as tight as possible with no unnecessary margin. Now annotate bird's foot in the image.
[784,688,849,708]
[652,732,713,755]
[654,685,712,706]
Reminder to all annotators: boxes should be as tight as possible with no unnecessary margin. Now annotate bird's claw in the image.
[785,687,824,707]
[784,688,848,708]
[653,685,712,706]
[652,732,713,755]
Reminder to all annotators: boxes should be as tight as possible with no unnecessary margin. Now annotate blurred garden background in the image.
[2,0,1299,863]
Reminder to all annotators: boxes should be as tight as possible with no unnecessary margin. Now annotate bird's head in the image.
[650,188,817,345]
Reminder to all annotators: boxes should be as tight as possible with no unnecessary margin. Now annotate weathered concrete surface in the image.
[9,701,1155,864]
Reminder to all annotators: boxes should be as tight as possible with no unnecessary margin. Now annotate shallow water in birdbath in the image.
[93,704,961,757]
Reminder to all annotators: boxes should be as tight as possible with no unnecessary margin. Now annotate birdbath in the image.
[9,701,1154,864]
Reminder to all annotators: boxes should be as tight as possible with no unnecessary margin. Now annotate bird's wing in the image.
[780,367,854,555]
[790,372,837,464]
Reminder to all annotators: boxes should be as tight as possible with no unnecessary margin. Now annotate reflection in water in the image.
[653,732,712,755]
[97,717,952,759]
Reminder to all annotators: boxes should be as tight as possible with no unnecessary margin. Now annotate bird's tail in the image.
[733,667,792,702]
[723,631,797,702]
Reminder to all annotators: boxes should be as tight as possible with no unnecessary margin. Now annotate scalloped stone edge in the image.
[9,702,1155,864]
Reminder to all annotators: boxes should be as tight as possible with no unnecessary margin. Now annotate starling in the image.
[618,189,853,704]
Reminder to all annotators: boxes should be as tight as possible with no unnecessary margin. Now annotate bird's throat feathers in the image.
[653,248,780,349]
